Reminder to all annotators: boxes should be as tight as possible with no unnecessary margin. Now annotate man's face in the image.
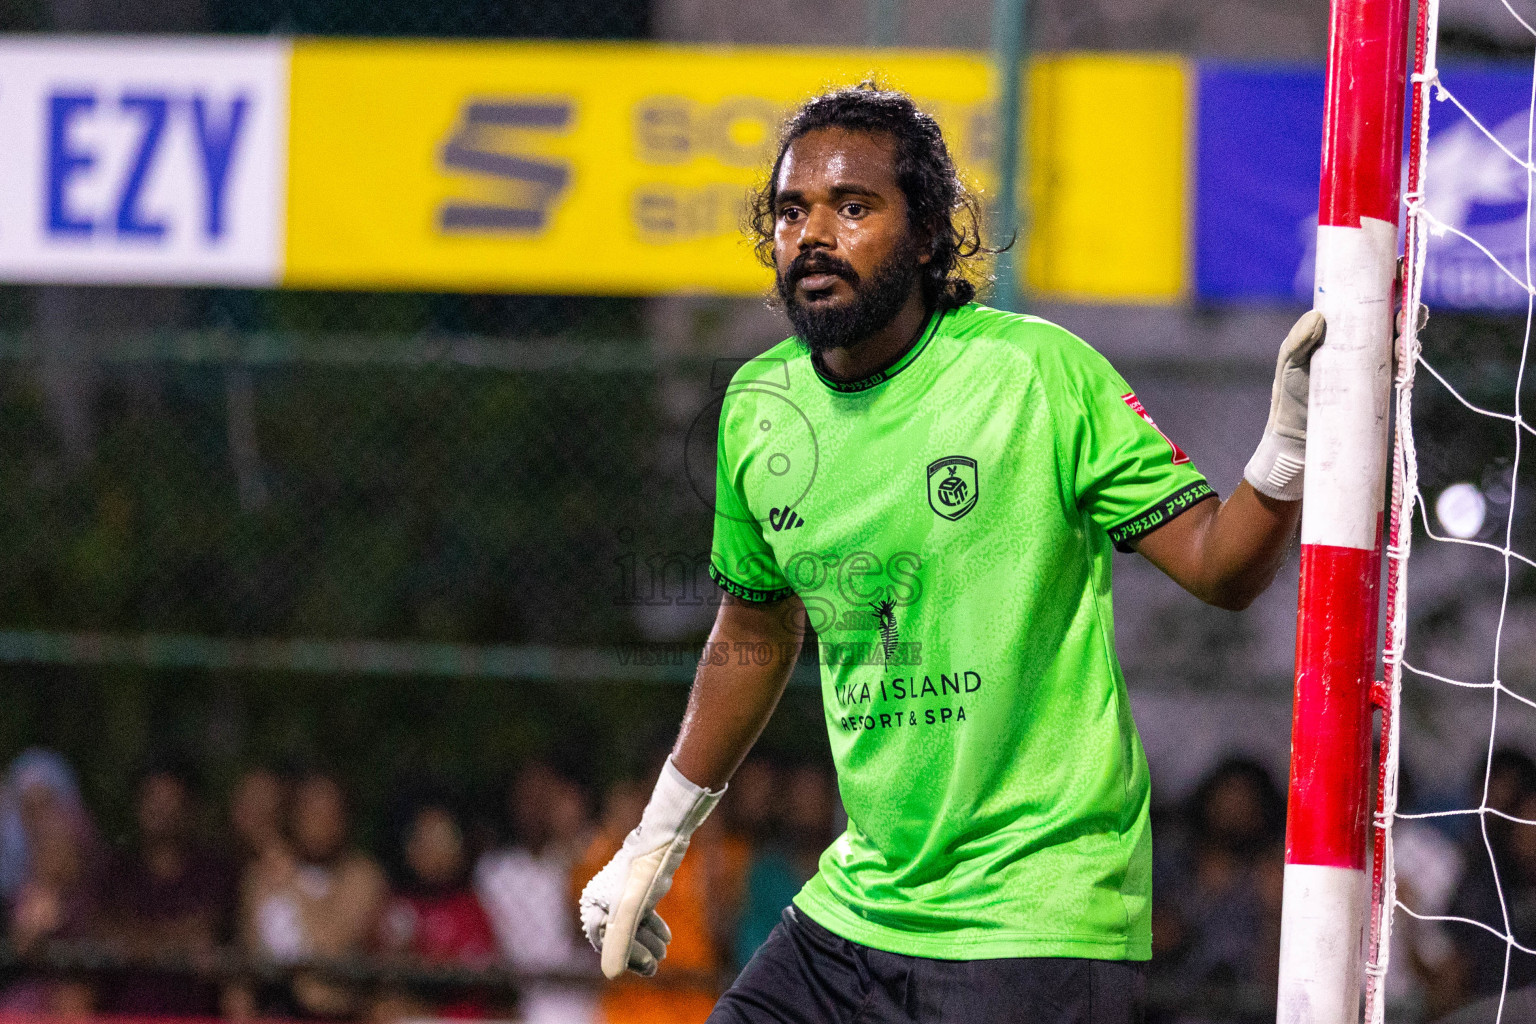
[772,128,929,353]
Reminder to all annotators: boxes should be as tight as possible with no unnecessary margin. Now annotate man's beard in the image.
[776,243,922,355]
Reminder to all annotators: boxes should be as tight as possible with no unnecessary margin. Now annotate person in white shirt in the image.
[476,761,598,1024]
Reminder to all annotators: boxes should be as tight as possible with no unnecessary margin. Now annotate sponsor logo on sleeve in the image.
[1121,392,1190,465]
[767,506,804,532]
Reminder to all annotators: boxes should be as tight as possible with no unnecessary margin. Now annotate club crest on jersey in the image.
[926,456,978,521]
[1121,392,1190,465]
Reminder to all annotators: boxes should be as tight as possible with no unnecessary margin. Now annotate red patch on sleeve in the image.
[1121,392,1190,465]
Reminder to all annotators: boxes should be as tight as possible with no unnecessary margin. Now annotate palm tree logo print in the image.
[871,599,899,664]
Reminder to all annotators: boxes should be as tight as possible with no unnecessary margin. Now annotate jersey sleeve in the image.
[709,399,794,603]
[1052,334,1215,552]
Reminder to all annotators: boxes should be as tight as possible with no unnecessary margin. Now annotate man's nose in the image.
[798,205,837,250]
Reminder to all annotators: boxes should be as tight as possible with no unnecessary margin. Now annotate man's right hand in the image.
[580,595,803,978]
[1243,310,1327,502]
[578,759,723,979]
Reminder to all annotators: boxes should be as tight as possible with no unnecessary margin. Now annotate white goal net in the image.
[1373,0,1536,1021]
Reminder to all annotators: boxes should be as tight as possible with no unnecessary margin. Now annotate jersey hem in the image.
[1108,479,1216,552]
[708,562,794,604]
[791,889,1152,962]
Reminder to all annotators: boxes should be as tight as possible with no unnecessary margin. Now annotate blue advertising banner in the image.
[1416,65,1533,309]
[1194,62,1533,309]
[1195,64,1324,305]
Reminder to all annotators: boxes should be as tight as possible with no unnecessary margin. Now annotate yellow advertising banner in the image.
[1027,55,1188,302]
[286,42,1187,302]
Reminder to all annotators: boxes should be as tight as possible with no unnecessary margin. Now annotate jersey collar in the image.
[810,306,946,395]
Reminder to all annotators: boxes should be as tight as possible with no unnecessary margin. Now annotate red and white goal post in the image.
[1275,0,1421,1022]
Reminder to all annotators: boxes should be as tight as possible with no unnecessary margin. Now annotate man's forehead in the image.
[776,129,900,193]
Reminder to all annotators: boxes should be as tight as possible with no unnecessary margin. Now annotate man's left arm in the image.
[1135,310,1326,611]
[1134,484,1297,611]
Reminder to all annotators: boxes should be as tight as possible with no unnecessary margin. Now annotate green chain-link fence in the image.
[0,287,825,818]
[0,293,754,665]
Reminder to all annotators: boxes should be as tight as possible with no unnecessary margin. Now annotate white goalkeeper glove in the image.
[578,759,724,979]
[1244,310,1327,502]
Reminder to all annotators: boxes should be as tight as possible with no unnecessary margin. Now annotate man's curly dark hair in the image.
[747,82,1000,311]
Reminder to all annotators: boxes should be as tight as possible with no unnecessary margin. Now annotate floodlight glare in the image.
[1435,482,1486,539]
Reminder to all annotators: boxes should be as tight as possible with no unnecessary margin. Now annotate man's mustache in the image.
[785,252,859,287]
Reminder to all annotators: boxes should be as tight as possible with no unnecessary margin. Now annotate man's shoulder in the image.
[945,302,1087,349]
[724,336,810,390]
[939,303,1110,382]
[716,339,815,447]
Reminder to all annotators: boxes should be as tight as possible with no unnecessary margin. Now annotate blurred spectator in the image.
[0,749,100,1016]
[229,765,290,867]
[97,760,238,1016]
[375,793,497,1019]
[713,756,774,966]
[0,749,87,908]
[1476,748,1536,857]
[1153,757,1287,992]
[731,762,836,971]
[1448,750,1536,1001]
[1435,983,1536,1023]
[1383,764,1464,1019]
[476,761,598,1024]
[720,758,777,851]
[237,771,386,1019]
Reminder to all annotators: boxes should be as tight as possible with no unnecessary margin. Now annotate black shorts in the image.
[708,907,1147,1024]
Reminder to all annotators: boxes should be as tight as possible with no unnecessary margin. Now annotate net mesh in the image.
[1373,1,1536,1020]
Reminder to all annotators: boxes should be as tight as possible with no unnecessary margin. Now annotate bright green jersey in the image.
[709,303,1212,961]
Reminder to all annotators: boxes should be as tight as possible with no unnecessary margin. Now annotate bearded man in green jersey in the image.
[579,83,1324,1023]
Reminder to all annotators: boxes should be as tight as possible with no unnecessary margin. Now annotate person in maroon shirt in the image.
[376,794,497,1018]
[98,759,237,1016]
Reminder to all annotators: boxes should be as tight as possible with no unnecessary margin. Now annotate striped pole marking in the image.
[1276,0,1407,1022]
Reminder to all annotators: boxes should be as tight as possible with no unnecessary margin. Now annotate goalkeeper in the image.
[580,83,1324,1023]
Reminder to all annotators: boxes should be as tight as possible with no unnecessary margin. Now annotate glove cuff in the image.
[639,759,724,841]
[1245,431,1306,502]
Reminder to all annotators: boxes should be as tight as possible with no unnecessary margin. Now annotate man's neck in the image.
[817,290,932,383]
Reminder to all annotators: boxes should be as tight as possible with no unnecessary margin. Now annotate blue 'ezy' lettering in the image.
[115,93,170,240]
[191,95,248,240]
[46,93,96,237]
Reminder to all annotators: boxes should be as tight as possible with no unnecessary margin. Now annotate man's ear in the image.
[916,226,936,266]
[915,219,940,267]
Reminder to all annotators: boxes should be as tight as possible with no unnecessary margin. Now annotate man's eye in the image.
[779,208,802,222]
[842,203,866,217]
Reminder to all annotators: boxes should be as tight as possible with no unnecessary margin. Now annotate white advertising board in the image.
[0,37,288,286]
